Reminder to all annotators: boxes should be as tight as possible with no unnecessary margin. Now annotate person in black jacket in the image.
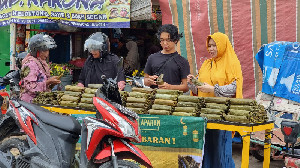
[77,32,125,90]
[144,24,190,92]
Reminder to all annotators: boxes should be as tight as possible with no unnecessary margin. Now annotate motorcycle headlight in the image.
[110,112,137,140]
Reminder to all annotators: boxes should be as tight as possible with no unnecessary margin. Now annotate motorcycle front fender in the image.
[94,139,152,168]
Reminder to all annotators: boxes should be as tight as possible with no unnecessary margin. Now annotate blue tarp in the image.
[255,41,300,103]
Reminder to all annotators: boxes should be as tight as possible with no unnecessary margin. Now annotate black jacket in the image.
[78,53,125,87]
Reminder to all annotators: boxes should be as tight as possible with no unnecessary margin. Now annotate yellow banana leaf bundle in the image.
[84,88,98,94]
[229,105,258,111]
[177,101,198,107]
[204,97,229,104]
[131,87,154,94]
[126,97,147,103]
[65,85,85,92]
[178,95,201,103]
[172,112,197,116]
[60,101,77,107]
[61,95,80,102]
[200,108,224,115]
[80,98,93,104]
[200,114,222,120]
[152,104,174,111]
[127,107,144,114]
[128,92,149,98]
[78,103,95,110]
[224,115,249,123]
[148,109,171,115]
[156,89,183,95]
[154,99,177,106]
[82,93,94,98]
[205,103,228,111]
[87,84,103,89]
[174,107,198,113]
[228,109,251,116]
[126,103,146,108]
[155,94,178,101]
[229,98,257,106]
[64,91,82,97]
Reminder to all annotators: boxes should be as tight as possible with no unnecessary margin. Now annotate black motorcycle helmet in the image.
[84,32,109,57]
[28,34,57,57]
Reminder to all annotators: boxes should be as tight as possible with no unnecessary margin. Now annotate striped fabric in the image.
[159,0,299,98]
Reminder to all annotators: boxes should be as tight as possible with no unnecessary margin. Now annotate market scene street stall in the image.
[0,0,299,168]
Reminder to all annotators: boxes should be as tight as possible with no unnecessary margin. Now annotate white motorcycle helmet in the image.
[84,32,109,56]
[28,34,57,57]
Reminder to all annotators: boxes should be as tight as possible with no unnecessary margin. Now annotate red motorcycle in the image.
[0,68,152,167]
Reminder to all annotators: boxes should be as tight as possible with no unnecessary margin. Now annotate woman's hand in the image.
[197,83,214,93]
[187,74,195,84]
[158,82,171,90]
[77,83,84,87]
[46,76,61,86]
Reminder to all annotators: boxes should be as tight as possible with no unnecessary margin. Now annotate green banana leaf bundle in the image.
[200,113,222,120]
[175,107,198,113]
[205,103,228,111]
[148,109,171,115]
[82,93,94,98]
[61,95,80,102]
[154,99,177,106]
[65,85,85,92]
[177,101,198,107]
[224,115,249,123]
[155,94,178,101]
[172,112,197,116]
[191,77,204,86]
[87,84,103,89]
[131,87,154,94]
[84,88,98,94]
[60,101,78,107]
[64,91,82,97]
[78,103,95,110]
[126,103,146,108]
[229,98,257,106]
[204,97,229,104]
[156,89,183,95]
[80,98,93,104]
[156,74,164,85]
[127,107,145,114]
[200,108,224,115]
[152,104,174,111]
[228,109,251,116]
[178,95,201,103]
[126,97,147,103]
[128,92,149,98]
[229,105,258,111]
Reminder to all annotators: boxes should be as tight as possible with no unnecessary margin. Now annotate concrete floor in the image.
[232,143,285,168]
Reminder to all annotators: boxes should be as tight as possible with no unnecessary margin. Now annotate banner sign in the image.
[0,0,131,28]
[135,114,206,168]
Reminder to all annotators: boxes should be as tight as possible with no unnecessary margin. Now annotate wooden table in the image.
[207,121,274,168]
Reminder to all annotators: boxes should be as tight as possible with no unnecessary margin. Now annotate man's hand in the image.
[144,74,158,86]
[197,83,214,93]
[118,81,126,91]
[187,74,195,84]
[158,82,172,90]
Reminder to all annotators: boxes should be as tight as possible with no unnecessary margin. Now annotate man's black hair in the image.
[156,24,183,42]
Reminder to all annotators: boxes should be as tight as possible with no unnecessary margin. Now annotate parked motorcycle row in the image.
[0,58,152,168]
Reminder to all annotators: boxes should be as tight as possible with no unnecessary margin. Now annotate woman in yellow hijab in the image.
[188,32,243,168]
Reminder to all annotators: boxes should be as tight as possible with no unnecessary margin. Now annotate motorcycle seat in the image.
[18,101,81,134]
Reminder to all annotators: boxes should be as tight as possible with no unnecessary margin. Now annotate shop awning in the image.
[0,0,131,28]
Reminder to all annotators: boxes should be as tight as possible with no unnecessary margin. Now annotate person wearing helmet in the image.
[77,32,125,90]
[20,34,61,103]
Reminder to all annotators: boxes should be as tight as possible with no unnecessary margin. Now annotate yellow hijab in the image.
[198,32,243,98]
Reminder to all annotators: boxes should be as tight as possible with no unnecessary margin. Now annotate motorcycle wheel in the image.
[0,117,19,142]
[99,160,140,168]
[0,138,30,168]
